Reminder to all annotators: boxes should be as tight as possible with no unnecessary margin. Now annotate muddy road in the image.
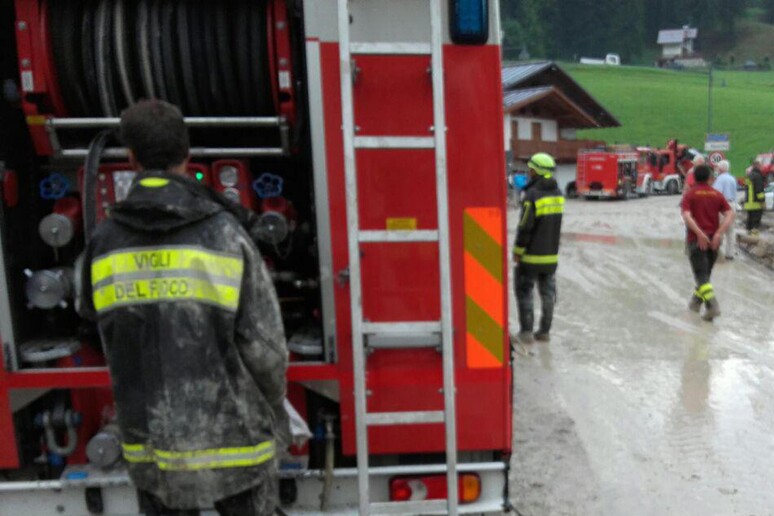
[509,195,774,516]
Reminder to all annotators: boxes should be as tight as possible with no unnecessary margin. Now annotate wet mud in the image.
[509,196,774,516]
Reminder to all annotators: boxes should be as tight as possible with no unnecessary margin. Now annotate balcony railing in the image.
[511,139,605,162]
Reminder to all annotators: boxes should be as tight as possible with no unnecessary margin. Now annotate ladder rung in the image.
[365,410,444,426]
[354,136,435,149]
[359,230,438,243]
[362,321,441,335]
[367,332,441,350]
[350,42,432,55]
[370,499,449,514]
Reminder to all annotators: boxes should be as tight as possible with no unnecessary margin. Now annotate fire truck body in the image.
[0,0,511,514]
[636,140,696,195]
[576,150,639,199]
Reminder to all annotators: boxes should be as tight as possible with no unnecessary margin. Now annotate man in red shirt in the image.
[681,164,735,321]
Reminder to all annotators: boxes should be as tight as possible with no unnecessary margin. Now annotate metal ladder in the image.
[336,0,458,514]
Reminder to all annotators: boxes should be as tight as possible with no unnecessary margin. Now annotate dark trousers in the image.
[747,209,763,231]
[141,481,277,516]
[515,267,556,334]
[688,242,717,303]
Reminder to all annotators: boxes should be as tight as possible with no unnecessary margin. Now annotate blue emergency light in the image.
[450,0,488,45]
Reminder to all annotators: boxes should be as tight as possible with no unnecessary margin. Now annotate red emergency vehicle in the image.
[636,139,697,195]
[576,149,640,199]
[0,0,511,514]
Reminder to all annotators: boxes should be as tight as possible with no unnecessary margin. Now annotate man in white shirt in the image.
[713,160,738,259]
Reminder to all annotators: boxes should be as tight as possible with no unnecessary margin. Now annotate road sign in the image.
[705,133,730,151]
[708,151,725,166]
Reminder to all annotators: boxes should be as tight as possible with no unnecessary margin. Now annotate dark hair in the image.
[119,100,189,170]
[694,164,711,183]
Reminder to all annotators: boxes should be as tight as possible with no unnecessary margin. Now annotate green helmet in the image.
[528,152,556,177]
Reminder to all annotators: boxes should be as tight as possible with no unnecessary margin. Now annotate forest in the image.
[500,0,772,63]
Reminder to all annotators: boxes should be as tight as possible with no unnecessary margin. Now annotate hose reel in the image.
[46,0,275,118]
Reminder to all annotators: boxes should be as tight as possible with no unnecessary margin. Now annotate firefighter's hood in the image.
[109,171,223,232]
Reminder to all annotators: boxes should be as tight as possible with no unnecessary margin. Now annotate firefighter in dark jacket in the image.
[80,100,288,516]
[744,165,765,235]
[513,153,564,344]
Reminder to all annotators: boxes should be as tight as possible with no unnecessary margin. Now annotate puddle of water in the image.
[563,231,685,250]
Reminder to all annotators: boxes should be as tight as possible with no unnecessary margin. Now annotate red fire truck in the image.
[575,149,640,199]
[0,1,511,514]
[636,139,697,195]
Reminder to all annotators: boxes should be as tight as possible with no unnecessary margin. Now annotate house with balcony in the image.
[502,61,620,191]
[658,26,698,59]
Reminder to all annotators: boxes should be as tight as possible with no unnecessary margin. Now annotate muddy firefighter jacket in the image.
[514,175,564,274]
[744,168,765,211]
[80,172,289,509]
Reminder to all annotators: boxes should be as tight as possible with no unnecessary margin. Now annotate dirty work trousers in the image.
[141,480,278,516]
[688,242,718,304]
[515,267,556,334]
[746,209,763,232]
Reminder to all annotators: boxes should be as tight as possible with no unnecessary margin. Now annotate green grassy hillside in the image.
[567,63,774,176]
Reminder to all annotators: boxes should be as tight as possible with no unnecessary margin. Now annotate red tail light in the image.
[389,473,481,503]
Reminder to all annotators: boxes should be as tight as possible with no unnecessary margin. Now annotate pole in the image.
[707,64,713,133]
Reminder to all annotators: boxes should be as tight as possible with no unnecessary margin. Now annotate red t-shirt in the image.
[681,183,731,242]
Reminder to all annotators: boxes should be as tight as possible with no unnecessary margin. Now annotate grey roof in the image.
[500,60,620,128]
[501,62,553,90]
[657,28,698,44]
[503,86,552,109]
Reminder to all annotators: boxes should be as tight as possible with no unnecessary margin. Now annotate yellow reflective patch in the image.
[521,254,559,265]
[93,276,240,312]
[535,196,565,208]
[26,115,47,126]
[386,217,417,231]
[535,205,564,216]
[519,202,532,227]
[535,196,565,217]
[121,442,275,470]
[92,247,243,284]
[139,177,170,188]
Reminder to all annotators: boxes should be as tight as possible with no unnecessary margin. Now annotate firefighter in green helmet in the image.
[513,152,564,344]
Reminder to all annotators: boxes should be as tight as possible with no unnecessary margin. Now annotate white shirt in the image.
[713,172,737,203]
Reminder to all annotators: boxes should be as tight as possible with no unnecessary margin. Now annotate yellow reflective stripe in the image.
[696,283,714,301]
[513,246,525,256]
[521,254,559,265]
[122,443,154,463]
[92,247,243,284]
[121,442,275,470]
[93,276,240,312]
[535,196,565,217]
[535,205,564,216]
[534,196,565,208]
[139,178,170,188]
[519,202,532,228]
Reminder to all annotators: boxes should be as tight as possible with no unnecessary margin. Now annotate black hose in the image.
[82,129,115,243]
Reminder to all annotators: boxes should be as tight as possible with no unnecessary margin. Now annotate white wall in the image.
[662,43,682,58]
[514,117,558,142]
